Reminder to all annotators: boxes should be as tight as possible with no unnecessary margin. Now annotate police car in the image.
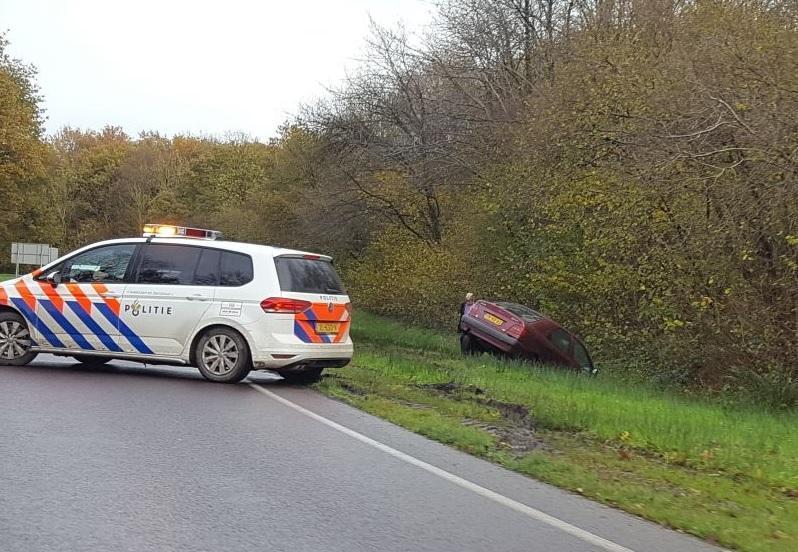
[0,225,353,384]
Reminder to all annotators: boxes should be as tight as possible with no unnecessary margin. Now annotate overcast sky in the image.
[1,0,433,140]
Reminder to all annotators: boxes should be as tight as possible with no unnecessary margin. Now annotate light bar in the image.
[142,224,223,240]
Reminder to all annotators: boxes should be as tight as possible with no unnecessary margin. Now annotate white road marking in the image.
[248,383,636,552]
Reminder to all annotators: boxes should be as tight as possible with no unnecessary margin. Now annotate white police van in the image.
[0,225,353,384]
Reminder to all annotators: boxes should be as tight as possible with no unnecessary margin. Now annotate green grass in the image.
[0,274,14,282]
[318,311,798,552]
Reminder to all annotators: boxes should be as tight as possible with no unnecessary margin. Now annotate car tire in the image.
[195,327,251,383]
[519,352,539,364]
[0,311,38,366]
[72,355,111,366]
[459,333,480,356]
[280,367,323,385]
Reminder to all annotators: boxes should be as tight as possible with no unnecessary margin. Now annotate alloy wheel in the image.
[0,320,32,360]
[201,334,239,375]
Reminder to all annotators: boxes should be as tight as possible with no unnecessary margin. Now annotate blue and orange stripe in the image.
[10,297,65,348]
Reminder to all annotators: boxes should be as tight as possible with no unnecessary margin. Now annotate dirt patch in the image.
[473,398,545,453]
[398,400,435,410]
[417,381,545,454]
[480,398,531,427]
[336,380,368,396]
[418,381,485,395]
[463,418,546,453]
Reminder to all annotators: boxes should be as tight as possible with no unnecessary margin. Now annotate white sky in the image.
[0,0,433,140]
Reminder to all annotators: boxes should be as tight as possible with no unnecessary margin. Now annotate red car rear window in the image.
[494,302,545,322]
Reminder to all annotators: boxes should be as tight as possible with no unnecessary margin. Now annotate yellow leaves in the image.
[373,169,407,186]
[652,209,669,223]
[691,296,714,310]
[663,318,685,331]
[786,235,798,247]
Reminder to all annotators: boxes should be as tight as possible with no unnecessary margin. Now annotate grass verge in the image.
[0,274,14,282]
[317,311,798,552]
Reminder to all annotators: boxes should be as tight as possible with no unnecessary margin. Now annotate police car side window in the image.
[219,252,253,287]
[64,244,137,283]
[136,244,202,285]
[193,248,220,286]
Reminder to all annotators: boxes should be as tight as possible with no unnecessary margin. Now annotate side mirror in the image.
[46,271,62,286]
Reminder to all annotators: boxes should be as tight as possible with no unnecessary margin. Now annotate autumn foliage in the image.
[0,1,796,403]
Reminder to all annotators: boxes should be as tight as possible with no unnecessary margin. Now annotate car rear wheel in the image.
[0,311,37,366]
[280,367,323,385]
[459,333,481,356]
[195,328,251,383]
[72,355,111,366]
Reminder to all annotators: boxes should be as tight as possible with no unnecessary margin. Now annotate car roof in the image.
[52,237,332,265]
[482,300,546,318]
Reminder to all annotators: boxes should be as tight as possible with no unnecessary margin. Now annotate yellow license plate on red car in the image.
[484,313,504,326]
[316,322,340,334]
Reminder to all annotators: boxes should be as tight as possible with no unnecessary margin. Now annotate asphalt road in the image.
[0,356,724,552]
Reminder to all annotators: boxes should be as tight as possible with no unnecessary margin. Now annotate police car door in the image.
[121,243,215,356]
[31,243,137,353]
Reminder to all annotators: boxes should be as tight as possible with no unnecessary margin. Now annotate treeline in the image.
[1,0,797,404]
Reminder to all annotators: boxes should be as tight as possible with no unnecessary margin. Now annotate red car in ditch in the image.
[459,300,596,374]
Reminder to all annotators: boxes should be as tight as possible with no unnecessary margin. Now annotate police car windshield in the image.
[275,257,345,294]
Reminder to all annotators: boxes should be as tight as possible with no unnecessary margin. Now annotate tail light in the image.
[345,302,353,314]
[260,297,311,314]
[506,321,525,339]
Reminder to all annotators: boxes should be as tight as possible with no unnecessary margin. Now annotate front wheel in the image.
[0,311,37,366]
[581,366,599,376]
[195,328,251,383]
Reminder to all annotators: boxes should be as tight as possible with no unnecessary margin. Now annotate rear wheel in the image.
[195,328,251,383]
[280,367,323,385]
[459,333,481,356]
[72,355,111,366]
[0,311,37,366]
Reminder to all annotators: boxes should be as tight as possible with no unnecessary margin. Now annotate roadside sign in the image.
[10,243,59,276]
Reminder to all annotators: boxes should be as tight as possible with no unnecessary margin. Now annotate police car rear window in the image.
[275,257,345,294]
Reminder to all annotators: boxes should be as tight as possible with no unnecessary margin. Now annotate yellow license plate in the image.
[484,313,504,326]
[316,322,340,334]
